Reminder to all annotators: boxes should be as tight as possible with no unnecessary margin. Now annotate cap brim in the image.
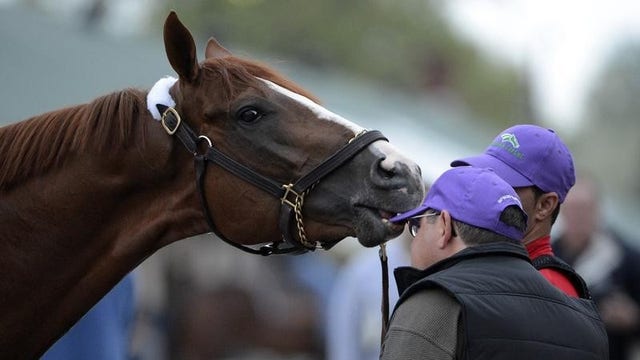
[389,204,429,223]
[451,154,533,188]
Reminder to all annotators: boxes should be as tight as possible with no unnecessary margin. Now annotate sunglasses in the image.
[408,211,440,237]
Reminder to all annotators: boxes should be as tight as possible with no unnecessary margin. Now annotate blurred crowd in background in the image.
[3,0,640,359]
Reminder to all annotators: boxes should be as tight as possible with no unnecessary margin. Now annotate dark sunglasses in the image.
[408,211,440,237]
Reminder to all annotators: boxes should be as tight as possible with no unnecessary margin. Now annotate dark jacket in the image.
[532,253,591,298]
[391,241,609,360]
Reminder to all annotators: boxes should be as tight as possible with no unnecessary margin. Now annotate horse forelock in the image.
[0,89,147,191]
[201,57,321,105]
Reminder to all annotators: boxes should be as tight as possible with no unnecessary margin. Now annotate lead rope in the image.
[379,243,390,345]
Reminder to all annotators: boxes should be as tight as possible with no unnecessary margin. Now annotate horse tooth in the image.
[378,209,395,219]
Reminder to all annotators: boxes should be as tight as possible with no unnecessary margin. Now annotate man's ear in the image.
[536,192,559,221]
[439,210,454,249]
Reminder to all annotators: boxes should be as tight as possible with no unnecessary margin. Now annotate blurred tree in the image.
[576,41,640,196]
[155,0,530,130]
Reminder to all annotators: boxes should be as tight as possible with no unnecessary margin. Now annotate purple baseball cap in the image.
[390,167,526,241]
[450,124,575,203]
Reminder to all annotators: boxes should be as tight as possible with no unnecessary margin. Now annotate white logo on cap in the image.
[498,194,521,206]
[500,133,520,148]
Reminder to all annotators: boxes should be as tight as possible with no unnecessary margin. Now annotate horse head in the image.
[157,11,424,251]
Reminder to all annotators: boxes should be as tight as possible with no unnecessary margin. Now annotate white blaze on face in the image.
[259,79,418,174]
[259,78,364,134]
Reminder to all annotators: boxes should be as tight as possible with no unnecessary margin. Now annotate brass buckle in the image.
[161,107,181,135]
[281,184,301,209]
[349,129,368,143]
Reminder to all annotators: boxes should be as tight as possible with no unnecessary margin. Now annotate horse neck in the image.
[0,90,208,358]
[2,88,207,235]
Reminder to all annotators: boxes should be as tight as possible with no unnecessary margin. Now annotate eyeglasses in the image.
[408,212,440,237]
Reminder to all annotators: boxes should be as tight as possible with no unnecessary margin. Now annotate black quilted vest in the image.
[394,242,609,360]
[532,253,591,298]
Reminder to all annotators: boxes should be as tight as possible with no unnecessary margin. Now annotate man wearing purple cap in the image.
[380,167,608,360]
[451,124,589,298]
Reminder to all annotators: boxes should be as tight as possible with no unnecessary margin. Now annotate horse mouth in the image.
[353,205,407,247]
[378,209,406,231]
[378,209,397,221]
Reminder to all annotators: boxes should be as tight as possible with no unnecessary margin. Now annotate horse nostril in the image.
[369,142,421,190]
[376,157,398,180]
[373,156,422,191]
[380,164,396,179]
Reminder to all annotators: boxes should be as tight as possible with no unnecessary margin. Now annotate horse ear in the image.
[163,11,199,82]
[205,37,233,59]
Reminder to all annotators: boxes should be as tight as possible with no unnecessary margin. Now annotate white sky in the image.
[443,0,640,134]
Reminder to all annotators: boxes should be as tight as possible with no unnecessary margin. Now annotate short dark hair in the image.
[454,205,527,245]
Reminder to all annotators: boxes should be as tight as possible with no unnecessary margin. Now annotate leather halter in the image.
[156,104,387,255]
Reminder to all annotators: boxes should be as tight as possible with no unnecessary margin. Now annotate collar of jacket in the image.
[394,241,530,296]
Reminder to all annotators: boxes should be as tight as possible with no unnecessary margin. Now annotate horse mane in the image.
[202,56,321,104]
[0,89,147,191]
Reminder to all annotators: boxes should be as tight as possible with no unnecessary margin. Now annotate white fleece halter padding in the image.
[147,76,178,120]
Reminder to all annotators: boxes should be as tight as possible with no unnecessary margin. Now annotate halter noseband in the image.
[156,104,387,255]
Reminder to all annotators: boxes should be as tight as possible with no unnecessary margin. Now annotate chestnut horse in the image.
[0,11,424,358]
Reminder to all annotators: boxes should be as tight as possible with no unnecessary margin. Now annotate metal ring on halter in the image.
[198,135,213,147]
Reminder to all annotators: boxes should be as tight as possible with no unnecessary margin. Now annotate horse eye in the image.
[237,107,263,123]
